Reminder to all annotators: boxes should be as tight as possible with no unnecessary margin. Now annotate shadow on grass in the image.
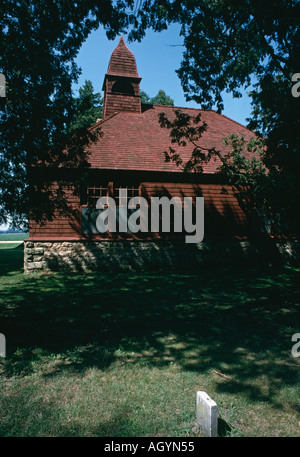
[0,246,299,412]
[218,418,232,437]
[0,244,24,275]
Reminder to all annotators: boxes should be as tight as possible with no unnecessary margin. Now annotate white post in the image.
[0,333,6,357]
[196,391,218,437]
[0,73,6,98]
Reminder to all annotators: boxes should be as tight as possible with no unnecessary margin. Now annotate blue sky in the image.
[74,24,253,127]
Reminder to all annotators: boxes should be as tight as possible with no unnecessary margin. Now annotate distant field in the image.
[0,233,28,241]
[0,243,24,250]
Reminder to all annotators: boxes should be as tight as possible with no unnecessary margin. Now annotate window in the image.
[82,182,141,235]
[86,183,140,207]
[112,80,134,95]
[114,184,140,207]
[87,184,108,206]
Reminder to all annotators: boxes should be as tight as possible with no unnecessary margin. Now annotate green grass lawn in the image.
[0,244,299,437]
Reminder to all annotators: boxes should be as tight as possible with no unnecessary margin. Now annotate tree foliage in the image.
[150,89,174,106]
[131,1,299,111]
[140,90,151,104]
[0,0,132,227]
[141,89,174,105]
[160,110,271,229]
[70,80,103,132]
[131,0,300,233]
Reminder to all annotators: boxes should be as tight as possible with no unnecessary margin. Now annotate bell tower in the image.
[102,36,142,118]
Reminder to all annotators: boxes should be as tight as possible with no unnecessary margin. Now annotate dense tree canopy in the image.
[130,0,300,233]
[0,0,132,227]
[131,1,299,112]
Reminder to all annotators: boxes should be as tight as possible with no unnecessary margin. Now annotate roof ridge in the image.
[89,105,252,132]
[153,104,203,111]
[216,111,253,133]
[89,111,120,130]
[153,105,251,130]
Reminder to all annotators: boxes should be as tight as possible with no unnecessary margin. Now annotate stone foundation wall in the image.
[24,238,300,274]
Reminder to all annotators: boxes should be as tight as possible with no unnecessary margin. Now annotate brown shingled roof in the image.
[87,104,256,174]
[106,35,141,79]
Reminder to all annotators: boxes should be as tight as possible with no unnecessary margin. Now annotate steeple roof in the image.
[106,36,141,79]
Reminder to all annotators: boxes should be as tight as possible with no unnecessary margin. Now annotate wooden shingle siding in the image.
[29,179,248,239]
[29,181,81,238]
[142,182,247,235]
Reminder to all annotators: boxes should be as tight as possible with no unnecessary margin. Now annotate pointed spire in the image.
[102,36,142,118]
[106,36,141,78]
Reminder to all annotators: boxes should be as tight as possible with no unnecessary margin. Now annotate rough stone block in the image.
[33,255,44,262]
[31,261,44,270]
[196,391,218,437]
[25,248,44,255]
